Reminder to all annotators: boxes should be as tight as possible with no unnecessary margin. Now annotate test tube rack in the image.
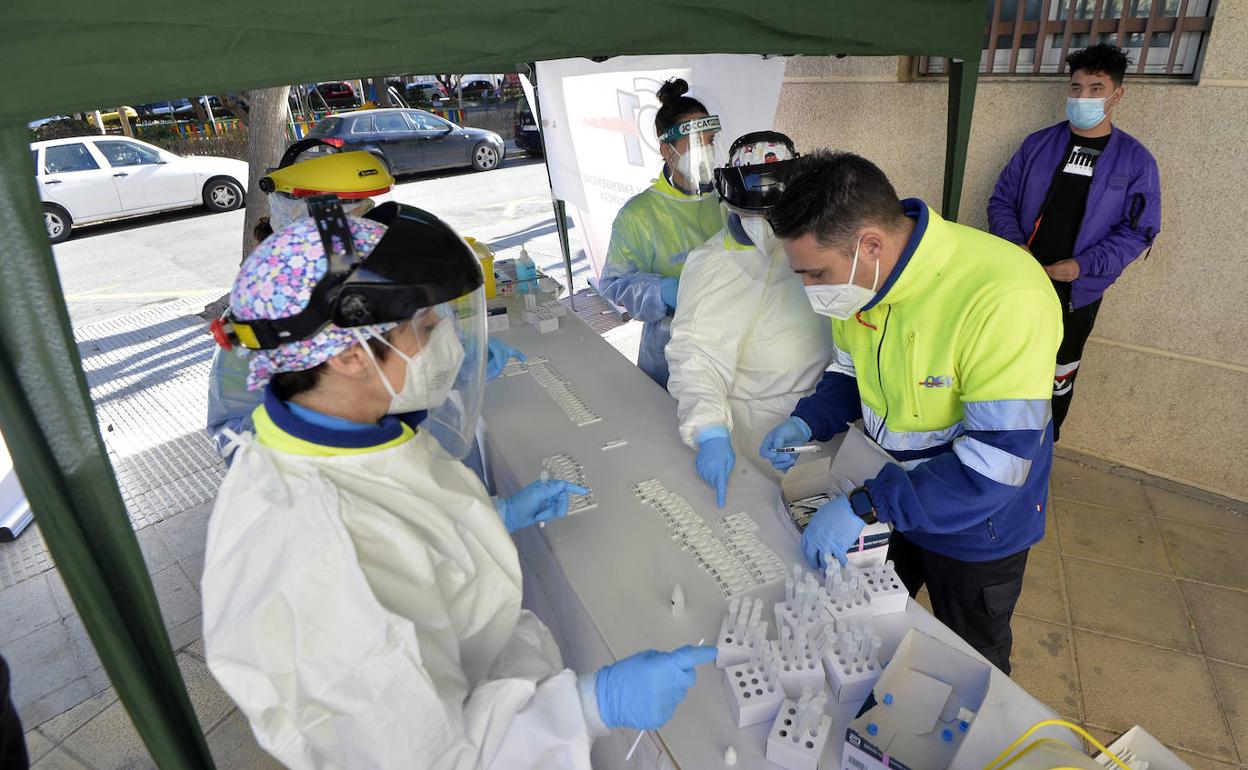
[722,653,786,728]
[765,691,833,770]
[775,566,834,636]
[633,479,783,598]
[502,357,601,427]
[716,597,769,668]
[771,624,828,699]
[540,454,596,515]
[823,617,884,704]
[859,560,909,615]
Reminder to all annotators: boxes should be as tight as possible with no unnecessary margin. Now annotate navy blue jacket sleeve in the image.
[791,370,862,441]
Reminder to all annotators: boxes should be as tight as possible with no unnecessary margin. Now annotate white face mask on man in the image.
[803,235,880,320]
[355,319,465,414]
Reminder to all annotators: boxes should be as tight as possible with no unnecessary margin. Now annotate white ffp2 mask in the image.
[356,320,465,414]
[740,215,778,256]
[803,236,880,320]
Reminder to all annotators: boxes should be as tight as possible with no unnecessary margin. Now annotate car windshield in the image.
[97,140,162,167]
[309,117,343,136]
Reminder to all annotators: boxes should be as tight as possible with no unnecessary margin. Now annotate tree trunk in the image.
[372,77,393,108]
[190,96,210,124]
[240,85,291,261]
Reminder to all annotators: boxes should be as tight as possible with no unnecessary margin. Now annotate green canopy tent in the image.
[0,1,983,765]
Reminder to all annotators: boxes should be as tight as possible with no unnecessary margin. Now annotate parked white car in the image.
[32,136,249,244]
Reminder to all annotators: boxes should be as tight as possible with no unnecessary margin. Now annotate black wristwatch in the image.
[848,486,878,525]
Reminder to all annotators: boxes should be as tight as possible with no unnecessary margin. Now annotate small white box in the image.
[486,312,510,333]
[536,315,559,333]
[766,698,833,770]
[722,662,785,728]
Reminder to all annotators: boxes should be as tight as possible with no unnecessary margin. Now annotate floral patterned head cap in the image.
[230,216,395,390]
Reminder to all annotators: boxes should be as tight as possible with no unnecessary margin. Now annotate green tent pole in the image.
[941,56,981,222]
[0,125,214,769]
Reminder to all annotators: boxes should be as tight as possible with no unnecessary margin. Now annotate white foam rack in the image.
[632,481,787,598]
[712,561,910,764]
[540,453,596,515]
[500,356,601,427]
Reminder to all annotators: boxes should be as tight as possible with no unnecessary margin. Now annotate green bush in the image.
[30,118,95,141]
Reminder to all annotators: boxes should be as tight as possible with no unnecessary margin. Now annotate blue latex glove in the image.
[695,426,735,508]
[759,416,813,472]
[801,494,867,570]
[595,645,718,730]
[498,479,589,533]
[486,337,526,380]
[659,276,680,311]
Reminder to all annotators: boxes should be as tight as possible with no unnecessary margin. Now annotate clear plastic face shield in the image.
[269,194,380,231]
[354,287,487,460]
[660,115,724,197]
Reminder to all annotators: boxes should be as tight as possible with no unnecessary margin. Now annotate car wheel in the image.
[203,177,244,212]
[471,142,500,172]
[43,204,72,244]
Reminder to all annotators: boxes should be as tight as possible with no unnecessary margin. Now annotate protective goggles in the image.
[714,159,799,212]
[212,197,483,351]
[659,114,721,145]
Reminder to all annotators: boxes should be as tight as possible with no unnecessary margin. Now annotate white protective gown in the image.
[667,229,834,474]
[202,423,600,769]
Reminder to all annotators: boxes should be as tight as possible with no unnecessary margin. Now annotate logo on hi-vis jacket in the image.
[919,375,954,388]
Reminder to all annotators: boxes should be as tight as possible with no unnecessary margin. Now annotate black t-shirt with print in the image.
[1029,129,1111,305]
[1030,129,1112,265]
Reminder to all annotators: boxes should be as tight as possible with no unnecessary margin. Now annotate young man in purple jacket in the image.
[988,44,1161,440]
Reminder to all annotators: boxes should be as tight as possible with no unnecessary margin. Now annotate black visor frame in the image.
[713,158,799,213]
[225,198,482,350]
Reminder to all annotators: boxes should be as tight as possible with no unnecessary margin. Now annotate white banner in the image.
[535,55,787,281]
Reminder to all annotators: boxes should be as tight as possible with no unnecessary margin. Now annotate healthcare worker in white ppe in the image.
[206,139,524,462]
[202,198,716,769]
[667,132,834,507]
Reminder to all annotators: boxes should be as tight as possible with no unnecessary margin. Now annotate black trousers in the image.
[0,655,28,770]
[886,530,1030,675]
[1052,297,1102,442]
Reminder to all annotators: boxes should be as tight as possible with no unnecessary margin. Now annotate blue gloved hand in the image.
[759,416,813,472]
[498,479,589,533]
[659,276,680,310]
[595,645,718,730]
[801,494,866,570]
[695,426,735,508]
[486,337,526,380]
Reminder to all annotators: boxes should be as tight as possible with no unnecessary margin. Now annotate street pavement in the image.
[53,152,580,327]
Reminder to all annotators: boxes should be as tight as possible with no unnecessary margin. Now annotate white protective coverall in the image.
[667,227,834,474]
[202,419,601,768]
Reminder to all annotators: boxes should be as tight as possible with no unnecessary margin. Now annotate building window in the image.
[921,0,1215,77]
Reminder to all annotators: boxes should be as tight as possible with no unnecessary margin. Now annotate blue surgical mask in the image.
[1066,96,1108,131]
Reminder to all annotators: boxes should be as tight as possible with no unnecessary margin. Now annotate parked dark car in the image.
[458,79,497,102]
[316,82,359,108]
[306,108,506,175]
[513,100,543,156]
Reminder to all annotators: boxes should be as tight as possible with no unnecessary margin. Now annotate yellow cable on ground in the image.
[982,719,1132,770]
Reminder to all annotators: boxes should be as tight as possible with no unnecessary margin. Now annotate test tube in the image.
[808,692,828,735]
[796,687,813,715]
[793,690,818,742]
[868,636,883,668]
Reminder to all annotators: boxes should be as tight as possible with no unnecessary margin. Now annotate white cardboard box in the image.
[840,629,991,770]
[778,426,899,566]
